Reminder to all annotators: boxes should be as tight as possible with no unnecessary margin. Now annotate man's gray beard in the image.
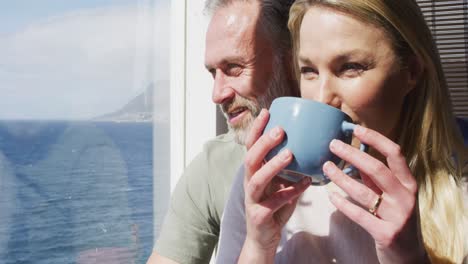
[223,61,291,145]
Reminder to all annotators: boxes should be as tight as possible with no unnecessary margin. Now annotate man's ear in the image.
[405,55,424,94]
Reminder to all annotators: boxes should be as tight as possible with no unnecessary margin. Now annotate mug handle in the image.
[341,121,369,176]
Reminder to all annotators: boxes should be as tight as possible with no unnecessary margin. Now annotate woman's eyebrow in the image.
[298,54,312,64]
[334,50,371,60]
[298,50,374,64]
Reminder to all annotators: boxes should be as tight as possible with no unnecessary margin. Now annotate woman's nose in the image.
[313,76,340,108]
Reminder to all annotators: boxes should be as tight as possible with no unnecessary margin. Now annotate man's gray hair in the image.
[204,0,295,58]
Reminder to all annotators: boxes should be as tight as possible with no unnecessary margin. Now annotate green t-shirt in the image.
[155,132,246,263]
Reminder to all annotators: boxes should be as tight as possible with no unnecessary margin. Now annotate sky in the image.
[0,0,169,120]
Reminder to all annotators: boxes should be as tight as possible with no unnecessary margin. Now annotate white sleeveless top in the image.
[216,165,468,263]
[216,166,379,264]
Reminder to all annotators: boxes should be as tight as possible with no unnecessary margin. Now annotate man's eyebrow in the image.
[221,56,245,65]
[205,56,245,70]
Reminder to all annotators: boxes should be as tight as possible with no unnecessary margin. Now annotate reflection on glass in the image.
[0,121,153,263]
[0,0,168,263]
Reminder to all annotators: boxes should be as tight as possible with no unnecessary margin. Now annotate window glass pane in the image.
[416,0,468,118]
[0,0,169,263]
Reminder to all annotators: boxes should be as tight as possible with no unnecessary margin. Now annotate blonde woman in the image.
[215,0,468,263]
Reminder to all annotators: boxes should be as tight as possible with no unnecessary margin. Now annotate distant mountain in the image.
[94,80,169,122]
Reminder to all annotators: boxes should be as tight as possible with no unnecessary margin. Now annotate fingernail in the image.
[329,139,342,150]
[279,149,291,161]
[269,127,281,139]
[355,125,365,135]
[323,161,334,173]
[302,177,311,185]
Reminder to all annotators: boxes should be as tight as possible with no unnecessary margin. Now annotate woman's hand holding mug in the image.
[239,97,428,263]
[323,126,428,263]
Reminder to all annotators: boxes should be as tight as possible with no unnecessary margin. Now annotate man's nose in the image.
[212,71,235,105]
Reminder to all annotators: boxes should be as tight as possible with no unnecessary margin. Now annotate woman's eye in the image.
[300,66,317,79]
[341,63,367,73]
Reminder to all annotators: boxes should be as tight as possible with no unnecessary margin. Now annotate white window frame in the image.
[170,0,216,191]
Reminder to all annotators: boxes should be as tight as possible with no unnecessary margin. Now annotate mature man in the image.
[148,0,298,263]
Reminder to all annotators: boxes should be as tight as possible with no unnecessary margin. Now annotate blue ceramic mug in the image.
[264,97,368,185]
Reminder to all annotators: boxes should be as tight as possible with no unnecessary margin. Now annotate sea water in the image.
[0,121,161,264]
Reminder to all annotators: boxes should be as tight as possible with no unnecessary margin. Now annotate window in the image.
[417,0,468,118]
[0,0,169,263]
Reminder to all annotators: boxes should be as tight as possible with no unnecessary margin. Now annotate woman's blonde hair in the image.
[288,0,468,262]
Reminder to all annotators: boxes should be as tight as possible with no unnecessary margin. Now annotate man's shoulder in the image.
[203,131,242,149]
[183,132,245,184]
[167,132,246,235]
[199,132,246,160]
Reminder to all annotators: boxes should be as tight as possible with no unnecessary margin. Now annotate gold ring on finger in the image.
[368,195,383,216]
